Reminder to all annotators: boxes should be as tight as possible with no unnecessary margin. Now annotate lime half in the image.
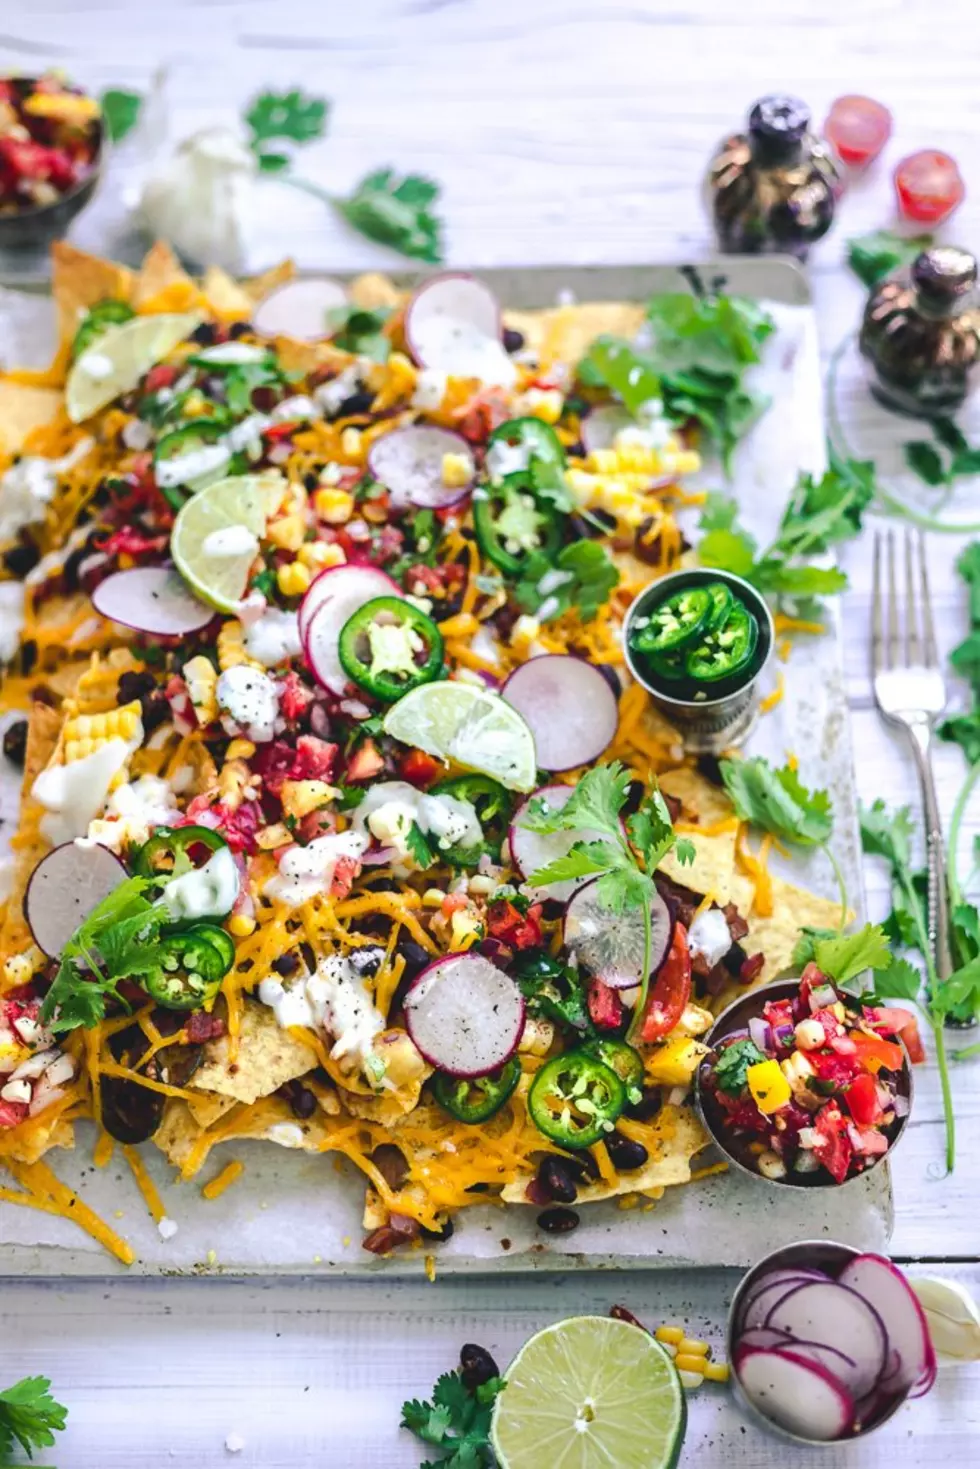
[66,311,201,423]
[171,474,274,613]
[383,681,536,792]
[491,1316,686,1469]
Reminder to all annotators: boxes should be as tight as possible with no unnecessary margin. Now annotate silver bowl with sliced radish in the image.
[91,566,217,637]
[727,1240,937,1445]
[563,877,673,992]
[25,841,127,957]
[404,273,516,387]
[502,655,619,773]
[251,277,348,341]
[300,564,403,696]
[403,952,525,1078]
[368,425,475,510]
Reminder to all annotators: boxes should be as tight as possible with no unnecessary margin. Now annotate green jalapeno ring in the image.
[527,1050,627,1149]
[685,601,759,683]
[704,580,734,631]
[486,416,566,469]
[71,299,135,361]
[133,826,229,884]
[630,586,712,655]
[338,595,444,703]
[432,1056,522,1124]
[583,1037,645,1093]
[472,483,562,576]
[144,922,235,1011]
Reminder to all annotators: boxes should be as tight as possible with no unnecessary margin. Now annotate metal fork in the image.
[872,528,953,983]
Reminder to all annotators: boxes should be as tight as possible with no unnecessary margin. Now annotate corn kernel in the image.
[678,1338,710,1357]
[422,888,447,908]
[340,426,363,460]
[3,953,34,987]
[678,1369,703,1391]
[675,1354,708,1374]
[180,391,209,419]
[277,561,312,597]
[703,1361,729,1383]
[266,514,305,552]
[217,620,260,672]
[298,540,346,570]
[654,1326,685,1346]
[315,488,355,524]
[225,739,256,760]
[256,823,292,850]
[441,451,473,489]
[228,914,256,938]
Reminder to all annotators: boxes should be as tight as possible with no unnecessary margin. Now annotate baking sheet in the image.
[0,259,887,1276]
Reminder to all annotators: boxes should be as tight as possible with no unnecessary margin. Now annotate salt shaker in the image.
[859,246,980,418]
[705,96,840,259]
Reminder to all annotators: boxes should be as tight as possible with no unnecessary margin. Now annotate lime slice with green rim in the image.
[170,474,274,613]
[491,1316,686,1469]
[382,681,536,792]
[66,311,202,424]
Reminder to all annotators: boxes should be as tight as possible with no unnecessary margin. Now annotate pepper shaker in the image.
[859,246,980,418]
[705,96,840,259]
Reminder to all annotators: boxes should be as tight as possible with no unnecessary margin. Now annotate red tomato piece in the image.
[637,925,692,1043]
[824,95,892,168]
[398,749,443,788]
[811,1102,853,1184]
[587,978,624,1030]
[143,363,181,394]
[844,1071,882,1128]
[486,899,542,951]
[894,150,965,225]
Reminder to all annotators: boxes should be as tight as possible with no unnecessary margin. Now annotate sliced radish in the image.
[581,403,634,454]
[403,953,525,1078]
[298,563,399,649]
[563,876,672,990]
[765,1280,887,1400]
[838,1253,936,1395]
[742,1275,829,1333]
[735,1346,855,1441]
[25,841,127,957]
[91,566,215,636]
[739,1268,829,1330]
[509,785,611,903]
[368,425,475,510]
[502,656,618,772]
[404,273,516,386]
[252,277,348,341]
[301,566,403,695]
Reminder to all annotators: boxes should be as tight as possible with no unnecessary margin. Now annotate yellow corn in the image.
[298,541,346,570]
[515,387,564,424]
[422,888,447,908]
[267,513,305,552]
[675,1354,707,1375]
[178,391,210,419]
[315,488,354,524]
[217,759,251,810]
[340,426,364,462]
[183,655,219,726]
[225,739,256,760]
[63,700,143,765]
[277,561,312,598]
[703,1361,730,1384]
[369,351,417,412]
[441,452,473,489]
[747,1059,792,1115]
[217,620,260,672]
[654,1326,685,1346]
[280,779,336,820]
[678,1338,710,1357]
[228,914,256,938]
[3,953,35,987]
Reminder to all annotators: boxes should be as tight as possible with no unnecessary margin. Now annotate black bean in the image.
[397,939,431,981]
[336,389,375,417]
[2,542,40,577]
[624,1090,663,1122]
[538,1156,578,1204]
[564,438,585,457]
[502,327,525,354]
[460,1342,500,1389]
[273,952,300,978]
[303,471,320,492]
[419,1216,455,1243]
[189,322,218,345]
[117,670,157,704]
[228,321,254,339]
[724,940,747,977]
[20,640,37,676]
[537,1206,580,1234]
[605,1132,649,1171]
[62,546,88,593]
[624,780,645,815]
[140,691,171,736]
[289,1085,317,1120]
[299,941,316,973]
[696,754,725,788]
[3,719,28,768]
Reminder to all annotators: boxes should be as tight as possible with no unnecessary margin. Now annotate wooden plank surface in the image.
[3,0,980,1462]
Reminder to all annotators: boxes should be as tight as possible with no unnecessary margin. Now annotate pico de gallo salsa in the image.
[0,74,101,215]
[699,966,916,1185]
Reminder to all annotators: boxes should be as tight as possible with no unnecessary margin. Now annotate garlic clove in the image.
[910,1276,980,1360]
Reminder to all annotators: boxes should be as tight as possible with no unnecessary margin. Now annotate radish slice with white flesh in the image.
[25,841,127,957]
[368,425,475,510]
[502,656,619,772]
[764,1280,888,1400]
[581,403,634,454]
[739,1270,830,1331]
[301,566,403,695]
[563,876,673,991]
[252,277,348,342]
[735,1347,855,1441]
[838,1253,937,1395]
[403,953,525,1077]
[91,566,215,636]
[298,563,399,649]
[404,273,516,386]
[509,784,609,903]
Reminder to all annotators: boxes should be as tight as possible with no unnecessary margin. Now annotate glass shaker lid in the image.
[748,96,811,158]
[911,246,978,311]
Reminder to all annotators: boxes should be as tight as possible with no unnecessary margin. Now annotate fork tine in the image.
[887,530,900,669]
[872,530,884,674]
[918,529,939,668]
[904,528,921,664]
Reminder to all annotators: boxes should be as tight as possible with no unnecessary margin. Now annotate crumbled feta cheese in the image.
[686,907,732,970]
[0,1078,31,1104]
[315,365,361,416]
[411,368,448,412]
[244,608,303,668]
[157,1216,179,1240]
[217,665,280,743]
[121,417,154,452]
[264,1122,306,1148]
[271,394,319,422]
[485,437,532,482]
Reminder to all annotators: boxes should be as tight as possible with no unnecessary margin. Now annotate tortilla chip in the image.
[272,335,349,378]
[0,700,62,954]
[50,241,135,346]
[190,1001,313,1106]
[660,767,735,827]
[243,258,296,305]
[201,267,254,322]
[155,1095,333,1175]
[132,242,199,314]
[658,828,739,904]
[504,301,646,369]
[349,272,403,312]
[185,1092,238,1129]
[0,380,62,455]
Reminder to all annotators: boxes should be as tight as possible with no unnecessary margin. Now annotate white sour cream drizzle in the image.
[159,845,240,923]
[259,953,385,1069]
[264,830,369,908]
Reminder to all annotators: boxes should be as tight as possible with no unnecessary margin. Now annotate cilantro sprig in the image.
[904,419,980,489]
[520,762,693,1041]
[513,540,620,624]
[847,229,933,289]
[100,88,142,143]
[244,89,330,173]
[0,1375,67,1463]
[713,1036,765,1096]
[400,1365,503,1468]
[939,543,980,762]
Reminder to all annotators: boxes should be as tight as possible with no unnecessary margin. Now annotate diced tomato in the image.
[811,1102,853,1184]
[164,674,195,734]
[262,421,300,443]
[277,671,314,722]
[587,978,624,1031]
[177,796,261,855]
[865,1006,926,1064]
[824,95,892,168]
[637,925,691,1044]
[440,891,468,918]
[455,390,510,444]
[398,749,443,788]
[252,735,337,797]
[346,738,386,782]
[0,1100,29,1130]
[296,808,337,844]
[0,137,75,188]
[486,899,542,951]
[798,963,830,1009]
[762,997,795,1033]
[329,854,361,900]
[851,1030,905,1074]
[807,1050,858,1088]
[405,561,467,598]
[144,363,181,394]
[844,1071,883,1128]
[894,150,965,225]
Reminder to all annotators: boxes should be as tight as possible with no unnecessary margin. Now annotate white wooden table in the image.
[4,0,980,1463]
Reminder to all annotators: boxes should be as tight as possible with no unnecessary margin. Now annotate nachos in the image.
[0,244,842,1263]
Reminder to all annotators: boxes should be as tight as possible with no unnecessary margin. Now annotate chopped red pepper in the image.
[850,1030,905,1074]
[844,1071,883,1128]
[398,749,443,788]
[638,925,692,1043]
[486,899,542,951]
[97,527,170,559]
[811,1102,853,1184]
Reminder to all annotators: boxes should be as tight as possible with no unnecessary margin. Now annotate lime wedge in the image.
[170,474,275,613]
[383,681,536,792]
[66,311,201,423]
[491,1316,686,1469]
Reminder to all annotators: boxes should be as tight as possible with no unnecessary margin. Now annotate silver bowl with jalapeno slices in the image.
[623,568,774,753]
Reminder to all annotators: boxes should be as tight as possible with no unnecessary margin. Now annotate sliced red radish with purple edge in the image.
[735,1346,855,1441]
[404,273,516,386]
[509,784,612,903]
[838,1253,937,1396]
[252,277,348,342]
[502,656,619,772]
[563,876,673,991]
[302,565,403,695]
[25,841,127,957]
[368,425,475,510]
[740,1270,830,1331]
[581,403,634,455]
[298,563,399,649]
[91,566,216,636]
[403,953,525,1077]
[764,1280,888,1400]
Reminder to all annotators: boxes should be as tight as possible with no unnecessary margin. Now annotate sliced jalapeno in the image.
[631,587,712,655]
[685,600,758,683]
[432,1057,521,1123]
[486,416,566,472]
[583,1037,645,1093]
[134,825,229,884]
[152,420,236,497]
[71,299,135,360]
[338,595,444,702]
[144,923,234,1011]
[430,774,511,864]
[704,580,734,630]
[527,1049,626,1149]
[472,482,562,576]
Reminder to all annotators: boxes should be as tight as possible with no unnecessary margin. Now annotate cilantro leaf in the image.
[943,708,980,769]
[100,88,142,143]
[698,527,758,579]
[514,540,619,624]
[0,1375,68,1459]
[334,168,444,264]
[698,492,741,533]
[933,956,980,1019]
[860,799,915,869]
[754,562,848,598]
[792,926,839,970]
[325,303,392,362]
[521,762,630,842]
[245,89,329,170]
[873,957,923,1005]
[577,336,661,415]
[674,837,696,866]
[847,229,933,288]
[813,923,892,987]
[645,290,774,373]
[720,756,833,848]
[714,1037,766,1096]
[904,440,949,486]
[406,822,436,870]
[400,1367,502,1467]
[627,789,678,871]
[524,843,619,892]
[951,448,980,477]
[515,956,593,1034]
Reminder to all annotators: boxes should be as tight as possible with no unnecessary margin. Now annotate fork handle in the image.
[907,720,954,982]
